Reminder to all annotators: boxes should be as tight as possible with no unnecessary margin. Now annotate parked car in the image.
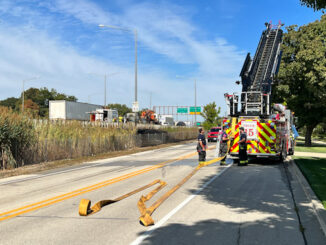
[207,127,221,142]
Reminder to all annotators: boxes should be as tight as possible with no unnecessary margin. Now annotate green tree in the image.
[273,15,326,146]
[1,88,77,117]
[312,122,326,139]
[23,87,77,117]
[300,0,326,10]
[0,97,19,110]
[107,103,132,116]
[200,102,221,130]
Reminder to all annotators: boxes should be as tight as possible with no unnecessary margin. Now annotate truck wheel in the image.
[277,143,287,163]
[282,144,287,161]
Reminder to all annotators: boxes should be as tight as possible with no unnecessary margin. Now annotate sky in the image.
[0,0,323,117]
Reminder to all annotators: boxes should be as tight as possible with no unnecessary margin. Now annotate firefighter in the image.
[239,127,248,165]
[219,125,229,165]
[197,128,207,163]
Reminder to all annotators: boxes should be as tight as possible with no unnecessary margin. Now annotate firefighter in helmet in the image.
[239,127,248,165]
[219,125,229,165]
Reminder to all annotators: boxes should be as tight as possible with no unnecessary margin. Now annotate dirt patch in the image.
[0,139,195,179]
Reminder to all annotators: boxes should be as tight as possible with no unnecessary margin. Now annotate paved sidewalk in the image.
[294,151,326,158]
[313,140,326,145]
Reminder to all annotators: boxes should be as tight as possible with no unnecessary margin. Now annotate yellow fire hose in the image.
[79,142,230,226]
[78,179,167,216]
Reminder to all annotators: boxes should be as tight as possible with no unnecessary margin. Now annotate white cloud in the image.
[47,0,244,72]
[0,0,245,116]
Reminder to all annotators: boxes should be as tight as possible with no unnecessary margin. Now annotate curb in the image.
[289,157,326,239]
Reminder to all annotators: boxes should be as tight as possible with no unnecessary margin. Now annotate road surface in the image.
[0,142,325,245]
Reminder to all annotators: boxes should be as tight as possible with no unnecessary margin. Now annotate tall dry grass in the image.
[1,107,197,170]
[27,121,138,165]
[0,107,35,169]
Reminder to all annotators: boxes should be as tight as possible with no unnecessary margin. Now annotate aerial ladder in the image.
[224,21,296,162]
[226,21,283,117]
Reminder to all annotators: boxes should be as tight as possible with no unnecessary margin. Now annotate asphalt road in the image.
[0,142,325,245]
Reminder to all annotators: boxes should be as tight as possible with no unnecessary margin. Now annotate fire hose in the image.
[79,141,230,226]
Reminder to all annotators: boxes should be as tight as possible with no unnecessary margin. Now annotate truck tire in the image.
[277,143,287,163]
[282,144,287,161]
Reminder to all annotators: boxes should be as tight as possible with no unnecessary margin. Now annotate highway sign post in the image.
[132,101,139,112]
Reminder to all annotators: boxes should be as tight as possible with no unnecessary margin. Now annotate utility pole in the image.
[104,74,107,107]
[149,92,152,110]
[98,24,138,123]
[134,30,138,103]
[194,79,197,126]
[22,80,25,113]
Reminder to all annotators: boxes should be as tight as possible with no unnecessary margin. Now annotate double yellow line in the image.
[0,151,197,222]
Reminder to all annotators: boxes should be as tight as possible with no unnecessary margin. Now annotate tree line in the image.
[274,14,326,146]
[0,87,77,117]
[0,88,135,118]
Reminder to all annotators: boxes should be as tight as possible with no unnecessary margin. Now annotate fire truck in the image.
[222,21,296,163]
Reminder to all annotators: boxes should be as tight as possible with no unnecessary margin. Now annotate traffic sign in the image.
[132,101,139,112]
[177,108,188,113]
[189,107,201,113]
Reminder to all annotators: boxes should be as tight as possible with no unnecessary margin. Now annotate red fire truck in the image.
[221,22,296,164]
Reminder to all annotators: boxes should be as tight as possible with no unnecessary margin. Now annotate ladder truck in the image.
[223,21,296,163]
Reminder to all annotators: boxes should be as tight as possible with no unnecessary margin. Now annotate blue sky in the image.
[0,0,323,117]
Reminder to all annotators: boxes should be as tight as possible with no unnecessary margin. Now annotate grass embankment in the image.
[294,156,326,209]
[295,140,326,153]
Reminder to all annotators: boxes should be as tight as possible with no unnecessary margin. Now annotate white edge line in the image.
[130,163,233,245]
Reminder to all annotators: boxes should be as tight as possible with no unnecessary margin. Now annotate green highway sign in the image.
[177,108,188,113]
[189,107,201,113]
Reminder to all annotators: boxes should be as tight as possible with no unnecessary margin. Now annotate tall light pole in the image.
[98,24,138,109]
[194,79,197,126]
[22,76,39,113]
[104,74,107,106]
[88,72,118,106]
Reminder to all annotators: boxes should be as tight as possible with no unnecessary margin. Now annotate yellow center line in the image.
[0,149,201,222]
